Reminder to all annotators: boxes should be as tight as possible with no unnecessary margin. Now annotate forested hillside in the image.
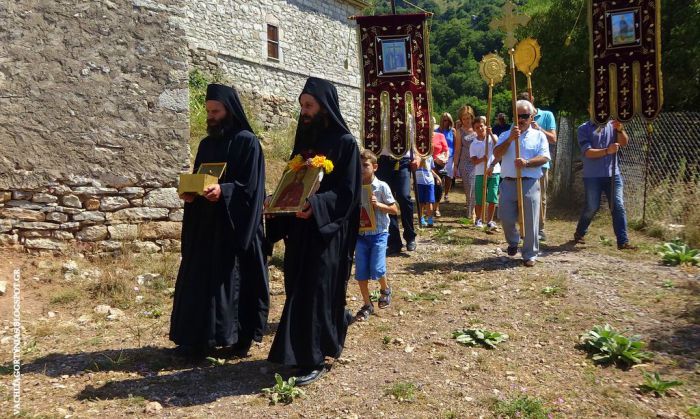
[364,0,700,122]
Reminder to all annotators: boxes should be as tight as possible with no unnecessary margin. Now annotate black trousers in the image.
[376,156,416,249]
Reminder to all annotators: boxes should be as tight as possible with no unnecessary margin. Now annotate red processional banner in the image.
[355,13,433,158]
[589,0,663,124]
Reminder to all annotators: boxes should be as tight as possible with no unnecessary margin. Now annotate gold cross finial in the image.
[489,1,530,49]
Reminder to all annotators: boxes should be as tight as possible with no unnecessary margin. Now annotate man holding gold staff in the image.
[493,99,550,267]
[170,84,269,359]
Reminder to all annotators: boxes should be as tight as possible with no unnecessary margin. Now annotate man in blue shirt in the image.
[494,100,550,267]
[574,117,636,250]
[519,92,556,241]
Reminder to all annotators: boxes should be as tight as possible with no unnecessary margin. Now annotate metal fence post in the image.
[642,123,653,226]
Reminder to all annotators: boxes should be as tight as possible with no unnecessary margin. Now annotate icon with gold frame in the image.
[178,162,227,195]
[266,166,323,214]
[359,184,377,233]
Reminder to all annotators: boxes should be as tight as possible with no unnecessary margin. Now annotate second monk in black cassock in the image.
[170,83,269,358]
[266,77,361,385]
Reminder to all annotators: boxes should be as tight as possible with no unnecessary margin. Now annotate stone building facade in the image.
[0,0,190,254]
[177,0,366,133]
[0,0,365,254]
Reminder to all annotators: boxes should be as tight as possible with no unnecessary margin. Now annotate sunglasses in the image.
[517,113,531,120]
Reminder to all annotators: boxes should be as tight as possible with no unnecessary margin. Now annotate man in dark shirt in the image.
[492,113,511,137]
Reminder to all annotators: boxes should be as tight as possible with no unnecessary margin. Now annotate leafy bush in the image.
[579,324,653,367]
[261,373,305,405]
[452,328,508,349]
[658,240,700,266]
[639,371,682,397]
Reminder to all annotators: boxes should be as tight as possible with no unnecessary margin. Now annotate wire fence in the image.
[550,112,700,245]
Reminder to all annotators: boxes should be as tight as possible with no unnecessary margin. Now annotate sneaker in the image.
[420,216,428,227]
[573,233,585,244]
[444,194,450,203]
[487,221,497,230]
[406,241,417,251]
[506,245,518,256]
[618,242,637,250]
[435,210,441,218]
[523,259,536,267]
[475,219,484,228]
[427,216,434,227]
[538,231,547,241]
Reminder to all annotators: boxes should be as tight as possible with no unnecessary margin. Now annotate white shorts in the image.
[446,155,454,178]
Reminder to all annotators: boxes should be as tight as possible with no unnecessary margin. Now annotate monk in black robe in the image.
[170,84,269,359]
[266,77,361,385]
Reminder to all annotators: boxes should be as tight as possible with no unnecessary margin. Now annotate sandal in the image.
[354,304,374,322]
[378,287,392,309]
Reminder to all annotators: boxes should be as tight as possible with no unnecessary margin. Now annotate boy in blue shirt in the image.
[354,150,399,322]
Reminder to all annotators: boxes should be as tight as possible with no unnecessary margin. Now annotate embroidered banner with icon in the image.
[589,0,663,125]
[355,13,432,158]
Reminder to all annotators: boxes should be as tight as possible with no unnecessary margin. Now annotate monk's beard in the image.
[296,113,326,150]
[206,117,235,137]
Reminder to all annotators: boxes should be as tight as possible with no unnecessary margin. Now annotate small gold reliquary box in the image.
[177,162,227,195]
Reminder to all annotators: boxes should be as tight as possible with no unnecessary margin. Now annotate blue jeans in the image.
[376,156,416,249]
[354,232,388,280]
[575,175,629,246]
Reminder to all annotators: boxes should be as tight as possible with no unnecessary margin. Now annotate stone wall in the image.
[176,0,364,135]
[0,0,190,253]
[0,185,182,254]
[0,0,366,254]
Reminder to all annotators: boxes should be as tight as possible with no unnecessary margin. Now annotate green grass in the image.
[87,272,132,310]
[385,381,418,402]
[493,395,550,419]
[50,289,81,305]
[405,291,439,302]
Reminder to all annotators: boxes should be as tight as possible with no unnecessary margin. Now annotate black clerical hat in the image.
[206,84,253,133]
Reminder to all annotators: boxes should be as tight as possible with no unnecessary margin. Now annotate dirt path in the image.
[0,201,698,418]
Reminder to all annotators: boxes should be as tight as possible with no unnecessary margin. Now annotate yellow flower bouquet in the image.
[287,154,334,174]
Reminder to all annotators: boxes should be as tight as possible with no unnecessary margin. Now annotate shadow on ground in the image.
[76,358,283,407]
[647,279,700,370]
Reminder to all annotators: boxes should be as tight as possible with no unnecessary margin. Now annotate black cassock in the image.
[170,85,269,349]
[266,78,361,368]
